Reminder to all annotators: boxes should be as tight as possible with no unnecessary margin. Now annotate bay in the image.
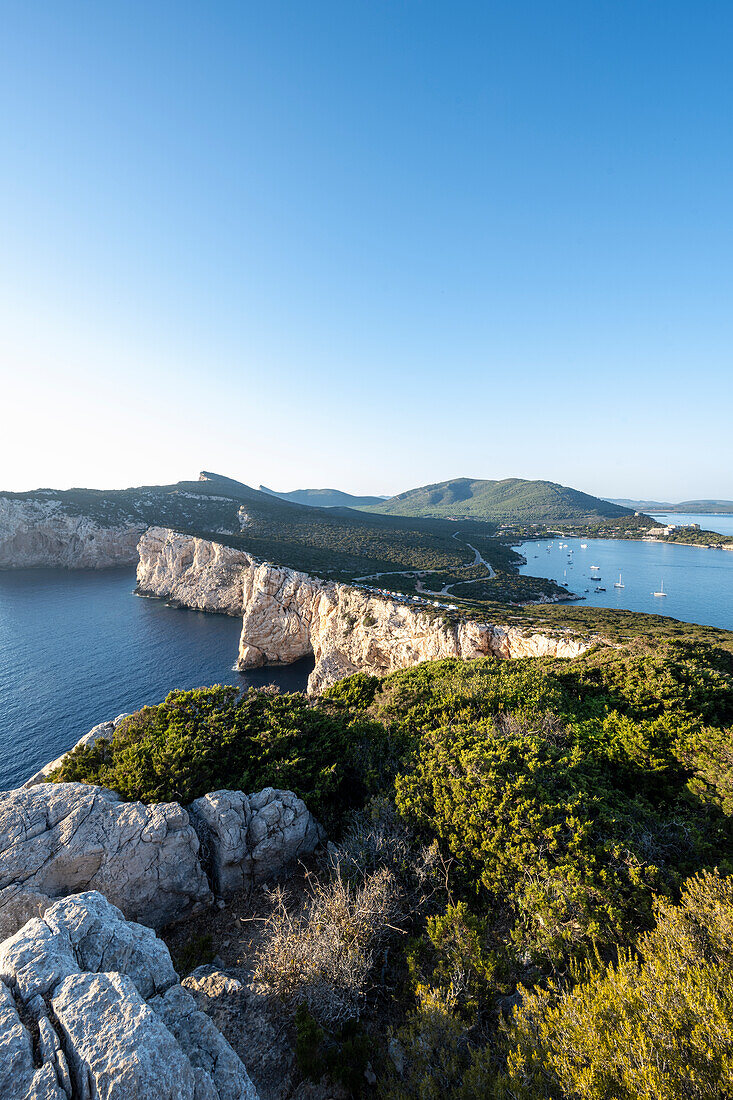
[0,569,312,791]
[517,537,733,631]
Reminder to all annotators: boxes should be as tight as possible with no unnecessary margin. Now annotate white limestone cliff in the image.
[136,526,251,613]
[137,528,595,693]
[0,498,143,569]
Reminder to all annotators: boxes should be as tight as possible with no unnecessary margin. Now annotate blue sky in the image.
[2,1,731,499]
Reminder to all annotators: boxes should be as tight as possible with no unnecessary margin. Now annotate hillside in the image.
[49,638,733,1097]
[364,476,639,524]
[3,471,544,595]
[610,497,733,514]
[259,485,386,508]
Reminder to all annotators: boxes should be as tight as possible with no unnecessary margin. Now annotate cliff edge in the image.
[137,528,595,692]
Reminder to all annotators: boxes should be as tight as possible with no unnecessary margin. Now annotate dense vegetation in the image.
[363,476,641,525]
[4,469,522,585]
[50,636,733,1096]
[659,526,733,546]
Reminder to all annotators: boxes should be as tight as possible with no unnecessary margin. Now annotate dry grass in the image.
[252,865,401,1025]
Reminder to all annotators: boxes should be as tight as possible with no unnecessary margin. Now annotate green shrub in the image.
[394,710,724,966]
[48,684,390,829]
[493,869,733,1100]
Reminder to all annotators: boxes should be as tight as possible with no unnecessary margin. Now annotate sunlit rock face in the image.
[0,498,143,569]
[137,529,594,694]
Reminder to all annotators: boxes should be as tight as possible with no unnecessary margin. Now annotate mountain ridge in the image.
[258,484,386,508]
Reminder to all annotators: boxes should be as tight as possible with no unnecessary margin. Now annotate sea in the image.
[517,514,733,633]
[0,569,312,791]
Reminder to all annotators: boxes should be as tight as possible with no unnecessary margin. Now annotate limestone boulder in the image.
[53,971,198,1100]
[151,982,258,1100]
[188,788,325,897]
[0,892,259,1100]
[0,783,212,937]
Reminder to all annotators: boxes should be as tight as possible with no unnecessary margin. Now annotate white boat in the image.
[653,580,667,597]
[590,564,599,569]
[580,543,588,549]
[614,573,624,589]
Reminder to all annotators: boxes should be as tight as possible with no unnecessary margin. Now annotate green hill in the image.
[259,485,386,508]
[364,477,638,525]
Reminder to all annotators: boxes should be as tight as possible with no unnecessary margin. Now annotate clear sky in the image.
[2,1,731,500]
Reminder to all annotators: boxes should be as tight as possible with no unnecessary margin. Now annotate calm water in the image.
[518,538,733,631]
[0,569,312,791]
[650,512,733,537]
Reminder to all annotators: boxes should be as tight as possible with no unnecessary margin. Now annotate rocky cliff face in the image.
[136,526,251,613]
[0,498,143,569]
[137,529,595,693]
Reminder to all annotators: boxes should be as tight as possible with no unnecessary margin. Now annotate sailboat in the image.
[653,579,667,597]
[614,573,624,589]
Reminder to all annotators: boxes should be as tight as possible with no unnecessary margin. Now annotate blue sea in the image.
[0,569,312,791]
[518,521,733,631]
[649,512,733,537]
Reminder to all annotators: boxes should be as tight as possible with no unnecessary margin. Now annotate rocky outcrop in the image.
[0,892,258,1100]
[0,498,143,569]
[189,789,326,897]
[0,784,212,939]
[137,529,596,693]
[183,968,296,1100]
[1,778,326,938]
[136,527,252,614]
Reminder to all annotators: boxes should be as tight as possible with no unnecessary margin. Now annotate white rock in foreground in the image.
[0,892,258,1100]
[0,783,212,939]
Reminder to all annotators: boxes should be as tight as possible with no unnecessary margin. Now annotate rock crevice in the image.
[0,892,259,1100]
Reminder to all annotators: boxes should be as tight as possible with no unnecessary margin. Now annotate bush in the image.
[48,684,390,828]
[253,866,401,1025]
[410,903,498,1020]
[494,869,733,1100]
[377,985,475,1100]
[395,710,723,966]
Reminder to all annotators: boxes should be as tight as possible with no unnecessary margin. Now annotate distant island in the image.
[608,497,733,514]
